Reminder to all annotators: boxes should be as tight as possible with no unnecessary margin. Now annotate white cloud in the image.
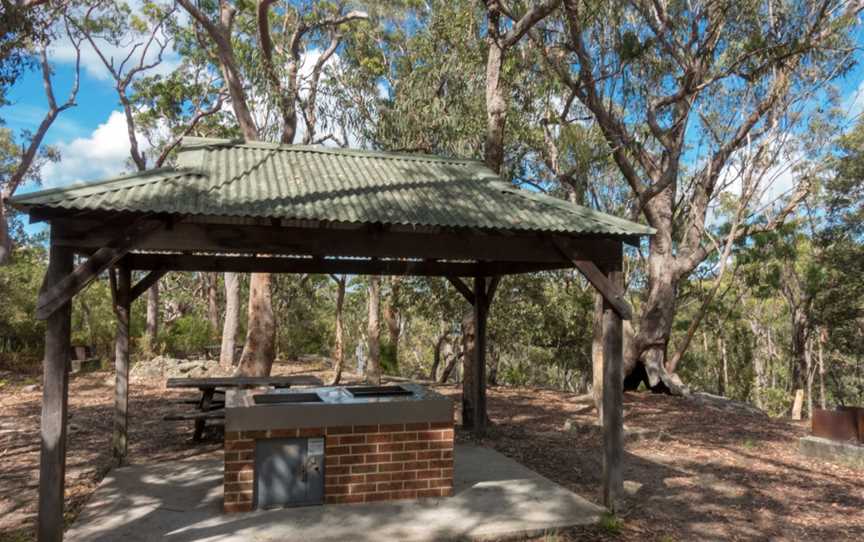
[37,110,146,189]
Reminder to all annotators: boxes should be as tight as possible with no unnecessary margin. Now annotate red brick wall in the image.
[223,422,454,513]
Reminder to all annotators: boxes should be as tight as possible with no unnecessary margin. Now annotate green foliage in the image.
[760,388,794,418]
[164,316,214,358]
[0,246,45,353]
[1,0,863,419]
[598,512,623,535]
[380,342,398,374]
[0,0,52,106]
[72,276,116,358]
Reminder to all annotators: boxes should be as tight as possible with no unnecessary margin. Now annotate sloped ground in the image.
[0,361,862,541]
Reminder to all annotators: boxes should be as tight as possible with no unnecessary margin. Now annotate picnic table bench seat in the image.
[164,375,323,441]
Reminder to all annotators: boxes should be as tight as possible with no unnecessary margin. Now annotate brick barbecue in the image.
[223,384,454,512]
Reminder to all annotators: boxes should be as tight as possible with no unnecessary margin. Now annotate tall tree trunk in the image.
[145,282,159,354]
[330,277,346,385]
[366,277,381,384]
[236,273,275,376]
[430,330,449,382]
[805,336,814,419]
[0,205,11,265]
[623,207,687,395]
[751,322,766,409]
[790,306,809,400]
[768,328,777,389]
[488,344,499,386]
[220,272,240,366]
[383,278,401,370]
[439,346,459,384]
[591,291,604,422]
[206,274,220,333]
[818,329,826,410]
[460,310,477,428]
[717,336,727,396]
[483,31,506,174]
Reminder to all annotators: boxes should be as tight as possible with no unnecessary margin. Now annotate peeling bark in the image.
[366,276,381,384]
[330,275,346,385]
[220,272,240,366]
[145,282,159,353]
[236,273,275,376]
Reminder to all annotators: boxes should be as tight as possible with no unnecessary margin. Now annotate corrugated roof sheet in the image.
[10,137,654,237]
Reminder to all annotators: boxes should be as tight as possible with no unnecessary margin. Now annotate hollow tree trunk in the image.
[366,277,381,385]
[330,277,345,385]
[220,272,240,366]
[236,273,275,376]
[623,245,682,393]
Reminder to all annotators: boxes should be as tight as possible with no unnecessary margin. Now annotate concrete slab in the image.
[66,445,604,542]
[799,435,864,468]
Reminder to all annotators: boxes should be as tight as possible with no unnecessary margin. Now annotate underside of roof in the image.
[10,137,654,238]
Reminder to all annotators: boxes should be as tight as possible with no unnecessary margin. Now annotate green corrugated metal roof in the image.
[10,137,654,237]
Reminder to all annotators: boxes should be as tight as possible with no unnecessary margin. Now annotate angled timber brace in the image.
[36,217,166,320]
[446,275,501,307]
[552,239,632,320]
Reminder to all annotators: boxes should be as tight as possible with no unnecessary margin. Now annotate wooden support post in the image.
[601,247,624,512]
[37,231,73,542]
[112,264,131,463]
[473,276,488,437]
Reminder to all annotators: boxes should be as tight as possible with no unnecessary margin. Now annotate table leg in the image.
[194,388,214,442]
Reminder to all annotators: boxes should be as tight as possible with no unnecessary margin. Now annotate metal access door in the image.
[254,437,324,509]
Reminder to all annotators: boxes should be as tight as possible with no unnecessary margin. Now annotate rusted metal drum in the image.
[836,406,864,443]
[812,408,858,442]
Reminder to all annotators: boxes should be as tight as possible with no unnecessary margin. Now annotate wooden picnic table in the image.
[165,375,323,441]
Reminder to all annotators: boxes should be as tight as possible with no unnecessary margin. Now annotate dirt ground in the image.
[1,361,862,542]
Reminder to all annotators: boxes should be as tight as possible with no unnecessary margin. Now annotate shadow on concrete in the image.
[65,444,603,542]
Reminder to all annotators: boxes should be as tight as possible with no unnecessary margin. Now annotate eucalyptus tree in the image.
[536,0,862,393]
[176,0,370,376]
[812,117,864,405]
[0,3,80,265]
[71,0,227,349]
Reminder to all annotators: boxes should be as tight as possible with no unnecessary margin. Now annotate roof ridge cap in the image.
[180,136,487,167]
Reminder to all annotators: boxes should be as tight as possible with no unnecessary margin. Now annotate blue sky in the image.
[3,26,864,198]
